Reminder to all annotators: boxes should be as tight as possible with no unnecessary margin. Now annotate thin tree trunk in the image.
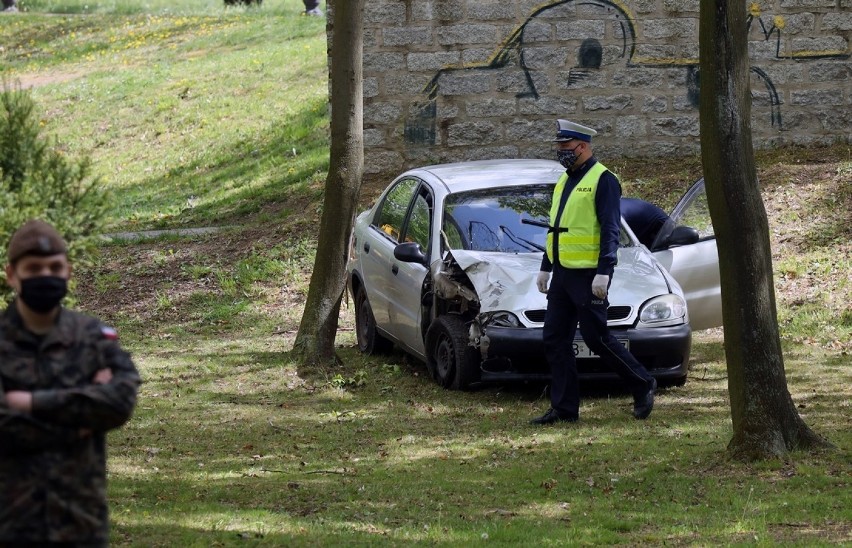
[293,0,364,365]
[698,0,831,460]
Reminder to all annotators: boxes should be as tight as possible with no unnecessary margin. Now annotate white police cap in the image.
[553,119,597,142]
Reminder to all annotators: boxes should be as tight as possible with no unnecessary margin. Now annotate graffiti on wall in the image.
[403,0,849,146]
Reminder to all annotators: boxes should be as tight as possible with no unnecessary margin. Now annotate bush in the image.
[0,80,108,300]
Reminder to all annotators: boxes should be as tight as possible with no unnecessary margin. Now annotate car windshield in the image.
[442,185,553,253]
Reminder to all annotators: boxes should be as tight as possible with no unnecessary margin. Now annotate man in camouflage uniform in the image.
[0,220,140,546]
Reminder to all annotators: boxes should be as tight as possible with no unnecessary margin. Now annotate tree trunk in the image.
[698,1,831,460]
[293,0,364,366]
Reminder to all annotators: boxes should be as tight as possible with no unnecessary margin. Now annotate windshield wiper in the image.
[499,225,545,252]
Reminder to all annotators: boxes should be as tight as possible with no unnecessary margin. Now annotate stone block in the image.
[822,12,852,32]
[642,96,669,113]
[438,24,499,46]
[518,96,579,115]
[791,89,844,106]
[519,46,572,69]
[364,52,406,72]
[792,36,849,56]
[408,51,461,72]
[777,12,816,35]
[537,3,576,19]
[521,21,554,43]
[672,96,696,111]
[779,0,835,7]
[437,70,494,95]
[459,145,520,162]
[611,68,669,88]
[364,77,379,98]
[749,40,782,60]
[383,27,434,47]
[466,98,517,117]
[555,69,606,89]
[385,73,432,95]
[641,19,698,40]
[364,150,404,175]
[631,0,658,14]
[506,119,551,141]
[462,48,494,65]
[467,3,518,20]
[636,44,699,63]
[411,2,435,22]
[364,102,402,124]
[554,20,607,40]
[651,116,699,137]
[661,0,700,13]
[496,69,535,94]
[365,2,407,26]
[807,62,851,82]
[582,94,633,111]
[363,128,385,147]
[447,121,499,146]
[615,116,647,138]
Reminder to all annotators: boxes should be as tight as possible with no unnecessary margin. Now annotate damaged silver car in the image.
[347,159,721,389]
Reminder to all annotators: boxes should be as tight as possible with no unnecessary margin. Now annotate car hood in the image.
[448,248,672,326]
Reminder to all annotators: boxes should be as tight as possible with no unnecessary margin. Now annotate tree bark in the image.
[293,0,364,365]
[698,1,831,460]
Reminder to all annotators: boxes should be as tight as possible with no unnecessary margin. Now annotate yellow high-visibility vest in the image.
[546,162,609,268]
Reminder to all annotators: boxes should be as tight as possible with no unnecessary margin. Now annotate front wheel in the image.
[355,286,392,354]
[425,315,480,390]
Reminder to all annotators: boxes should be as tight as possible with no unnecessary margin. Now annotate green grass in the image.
[4,2,851,545]
[3,0,328,230]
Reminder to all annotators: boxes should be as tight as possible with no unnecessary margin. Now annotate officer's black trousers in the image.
[543,267,654,419]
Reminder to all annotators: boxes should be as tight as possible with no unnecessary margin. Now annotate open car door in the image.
[651,179,723,330]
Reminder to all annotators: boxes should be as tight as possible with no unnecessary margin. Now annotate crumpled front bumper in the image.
[476,323,691,383]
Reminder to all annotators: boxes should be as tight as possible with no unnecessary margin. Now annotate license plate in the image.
[573,339,629,358]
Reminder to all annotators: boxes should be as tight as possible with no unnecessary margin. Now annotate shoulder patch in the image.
[101,326,119,340]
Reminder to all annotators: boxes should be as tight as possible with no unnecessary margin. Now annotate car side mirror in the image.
[394,241,427,265]
[665,225,700,247]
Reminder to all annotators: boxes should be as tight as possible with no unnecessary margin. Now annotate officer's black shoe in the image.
[633,378,658,420]
[529,408,578,425]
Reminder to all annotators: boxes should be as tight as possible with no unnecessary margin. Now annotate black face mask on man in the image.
[19,276,68,313]
[556,148,579,169]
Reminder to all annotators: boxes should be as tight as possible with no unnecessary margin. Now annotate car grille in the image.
[524,306,633,323]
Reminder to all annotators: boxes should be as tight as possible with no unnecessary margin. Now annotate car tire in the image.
[425,315,480,390]
[669,375,687,387]
[355,286,392,354]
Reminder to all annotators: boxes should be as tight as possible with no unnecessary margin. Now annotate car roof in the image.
[410,159,564,193]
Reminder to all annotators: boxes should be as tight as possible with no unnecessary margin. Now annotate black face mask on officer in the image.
[556,148,579,169]
[19,276,68,313]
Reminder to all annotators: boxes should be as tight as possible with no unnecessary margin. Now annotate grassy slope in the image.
[3,3,851,546]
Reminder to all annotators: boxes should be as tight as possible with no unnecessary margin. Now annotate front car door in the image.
[360,177,420,330]
[652,179,723,330]
[385,185,433,357]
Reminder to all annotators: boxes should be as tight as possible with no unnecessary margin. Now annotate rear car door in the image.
[652,179,723,330]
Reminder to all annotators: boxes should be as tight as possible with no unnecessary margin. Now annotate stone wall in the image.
[355,0,851,179]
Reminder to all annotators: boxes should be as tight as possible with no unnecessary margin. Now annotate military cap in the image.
[7,220,68,264]
[553,119,597,143]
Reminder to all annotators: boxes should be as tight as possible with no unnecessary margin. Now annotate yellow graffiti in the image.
[749,3,761,18]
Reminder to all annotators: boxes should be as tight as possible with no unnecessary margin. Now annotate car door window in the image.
[402,189,432,252]
[671,179,714,240]
[373,178,419,242]
[652,179,714,249]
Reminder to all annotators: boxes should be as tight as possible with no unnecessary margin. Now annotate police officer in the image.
[0,219,141,546]
[530,120,657,425]
[621,197,670,249]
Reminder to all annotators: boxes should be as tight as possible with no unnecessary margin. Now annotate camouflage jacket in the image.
[0,303,141,544]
